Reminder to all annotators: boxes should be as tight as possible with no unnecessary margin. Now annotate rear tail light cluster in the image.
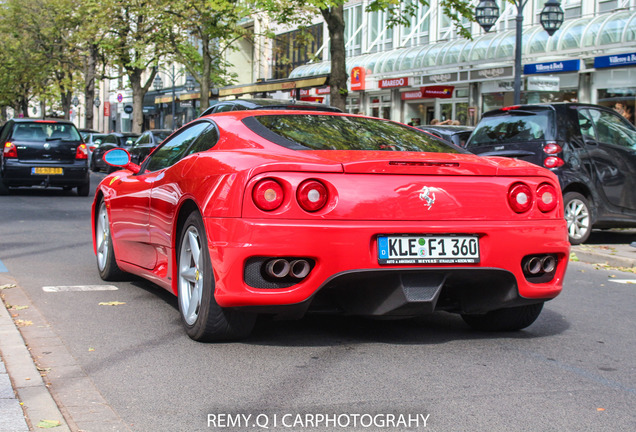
[3,142,17,158]
[252,178,330,213]
[543,141,564,168]
[508,182,558,213]
[75,143,88,160]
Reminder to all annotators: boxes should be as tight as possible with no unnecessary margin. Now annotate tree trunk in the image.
[130,69,144,134]
[199,33,212,112]
[84,44,98,130]
[321,5,348,112]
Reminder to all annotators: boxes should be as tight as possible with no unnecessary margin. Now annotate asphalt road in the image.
[1,174,635,432]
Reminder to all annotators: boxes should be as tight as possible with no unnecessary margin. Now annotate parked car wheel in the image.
[177,211,256,341]
[77,180,90,197]
[96,200,125,280]
[564,192,591,245]
[461,303,544,331]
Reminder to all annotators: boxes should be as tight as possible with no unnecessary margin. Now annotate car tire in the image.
[177,211,256,342]
[77,180,90,197]
[563,192,591,245]
[95,200,126,281]
[461,302,544,332]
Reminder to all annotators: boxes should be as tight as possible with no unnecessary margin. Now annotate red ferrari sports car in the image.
[92,111,569,341]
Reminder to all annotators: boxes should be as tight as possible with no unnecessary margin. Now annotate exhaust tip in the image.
[541,256,556,273]
[290,260,311,279]
[525,257,543,275]
[265,259,290,279]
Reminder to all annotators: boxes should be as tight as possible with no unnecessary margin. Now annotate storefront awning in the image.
[289,10,636,79]
[219,75,329,97]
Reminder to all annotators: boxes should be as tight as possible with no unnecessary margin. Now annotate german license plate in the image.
[378,235,480,264]
[32,167,63,175]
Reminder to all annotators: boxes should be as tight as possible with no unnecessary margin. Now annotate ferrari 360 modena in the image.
[92,111,569,341]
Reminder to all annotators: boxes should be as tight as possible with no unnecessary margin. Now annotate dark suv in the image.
[0,118,90,196]
[466,103,636,244]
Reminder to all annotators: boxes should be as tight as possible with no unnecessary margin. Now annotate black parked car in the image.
[91,132,139,172]
[465,102,636,244]
[416,125,474,147]
[0,118,90,196]
[199,98,342,117]
[128,129,172,164]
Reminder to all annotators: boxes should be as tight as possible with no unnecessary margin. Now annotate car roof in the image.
[200,98,342,117]
[9,118,76,125]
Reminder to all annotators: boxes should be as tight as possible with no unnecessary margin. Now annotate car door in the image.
[580,107,636,213]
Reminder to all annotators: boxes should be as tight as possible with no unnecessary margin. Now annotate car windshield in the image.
[467,110,553,147]
[12,122,81,142]
[155,131,171,141]
[251,114,463,153]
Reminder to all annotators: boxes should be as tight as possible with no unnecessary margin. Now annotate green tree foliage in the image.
[166,0,250,111]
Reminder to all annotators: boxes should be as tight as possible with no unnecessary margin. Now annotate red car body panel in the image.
[92,111,569,318]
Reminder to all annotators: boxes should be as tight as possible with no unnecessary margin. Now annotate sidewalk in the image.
[0,237,634,431]
[0,277,70,432]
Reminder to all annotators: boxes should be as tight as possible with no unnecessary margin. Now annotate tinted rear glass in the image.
[251,114,462,153]
[12,122,81,142]
[467,109,554,148]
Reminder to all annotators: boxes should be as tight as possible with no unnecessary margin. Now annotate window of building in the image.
[344,4,363,57]
[272,24,323,80]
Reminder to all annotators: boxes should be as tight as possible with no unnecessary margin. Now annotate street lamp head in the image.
[153,75,164,91]
[475,0,500,33]
[540,0,564,36]
[185,77,196,92]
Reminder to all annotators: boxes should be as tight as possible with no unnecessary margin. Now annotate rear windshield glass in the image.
[12,122,81,142]
[250,114,462,153]
[467,110,553,147]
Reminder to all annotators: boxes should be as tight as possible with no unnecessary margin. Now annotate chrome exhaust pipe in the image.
[265,259,290,278]
[525,257,543,275]
[541,256,556,273]
[289,259,311,279]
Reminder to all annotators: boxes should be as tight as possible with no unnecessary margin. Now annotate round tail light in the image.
[253,179,284,211]
[543,142,562,155]
[297,179,328,212]
[544,156,564,168]
[537,183,558,212]
[508,183,533,213]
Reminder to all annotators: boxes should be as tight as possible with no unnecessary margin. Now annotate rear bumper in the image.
[204,218,569,316]
[2,160,89,187]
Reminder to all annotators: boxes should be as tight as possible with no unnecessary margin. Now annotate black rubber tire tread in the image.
[96,200,127,281]
[563,191,591,245]
[77,180,90,197]
[461,302,544,332]
[178,211,256,342]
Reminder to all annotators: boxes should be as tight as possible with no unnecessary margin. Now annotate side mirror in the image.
[103,148,140,174]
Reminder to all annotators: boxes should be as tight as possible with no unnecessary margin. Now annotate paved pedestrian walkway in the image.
[0,356,29,432]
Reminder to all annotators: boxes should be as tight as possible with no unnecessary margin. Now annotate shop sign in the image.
[422,72,458,85]
[300,97,324,103]
[420,85,454,98]
[180,101,193,108]
[527,76,560,91]
[379,77,409,89]
[401,90,424,100]
[290,89,311,97]
[481,80,524,93]
[470,67,513,81]
[524,59,581,75]
[316,86,330,95]
[104,101,111,117]
[594,52,636,69]
[351,67,366,91]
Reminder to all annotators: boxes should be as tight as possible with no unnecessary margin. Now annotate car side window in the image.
[137,133,149,145]
[578,109,596,141]
[186,124,219,156]
[214,104,234,113]
[144,122,210,172]
[591,109,636,149]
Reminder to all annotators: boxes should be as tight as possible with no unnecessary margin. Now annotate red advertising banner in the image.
[350,67,366,91]
[379,77,409,89]
[420,85,455,98]
[104,101,111,117]
[316,86,331,95]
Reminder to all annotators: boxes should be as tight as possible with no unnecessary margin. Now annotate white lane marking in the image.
[608,279,636,284]
[43,285,119,292]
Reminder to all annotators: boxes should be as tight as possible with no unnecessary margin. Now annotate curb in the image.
[0,276,70,432]
[570,245,636,269]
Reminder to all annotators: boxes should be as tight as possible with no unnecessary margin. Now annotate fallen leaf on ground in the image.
[569,253,579,262]
[597,408,605,412]
[0,283,16,290]
[15,319,33,327]
[98,301,126,306]
[88,347,95,352]
[9,305,28,310]
[36,419,62,428]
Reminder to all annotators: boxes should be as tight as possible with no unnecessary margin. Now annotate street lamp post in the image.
[476,0,564,105]
[153,66,197,130]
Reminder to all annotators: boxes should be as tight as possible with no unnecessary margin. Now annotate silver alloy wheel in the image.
[179,226,203,326]
[96,202,110,271]
[565,197,590,241]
